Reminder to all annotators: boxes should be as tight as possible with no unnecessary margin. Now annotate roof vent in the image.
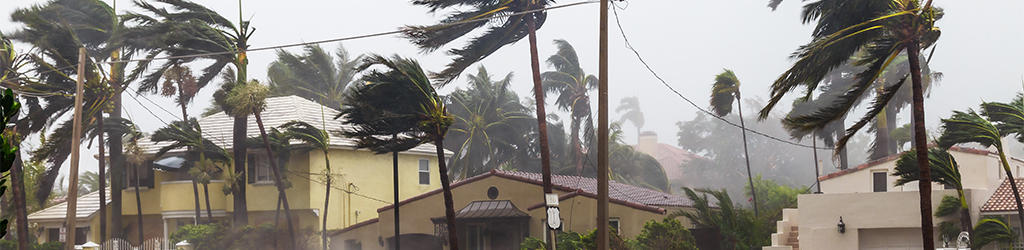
[487,186,499,200]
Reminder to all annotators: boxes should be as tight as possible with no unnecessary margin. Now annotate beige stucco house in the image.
[765,146,1024,250]
[329,169,699,250]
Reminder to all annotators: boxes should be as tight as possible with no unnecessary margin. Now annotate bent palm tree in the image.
[280,120,332,250]
[151,118,229,224]
[973,216,1017,249]
[892,148,969,235]
[542,39,598,176]
[616,96,645,140]
[759,1,942,246]
[709,69,758,216]
[938,110,1024,237]
[227,81,295,248]
[268,44,361,109]
[340,54,458,250]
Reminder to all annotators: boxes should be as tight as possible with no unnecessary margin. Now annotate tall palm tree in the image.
[227,81,296,249]
[268,44,362,109]
[972,216,1017,249]
[709,69,758,216]
[0,30,32,250]
[151,118,229,224]
[446,66,533,179]
[279,120,332,250]
[340,54,458,250]
[542,39,598,176]
[937,110,1024,236]
[759,1,942,246]
[403,0,557,205]
[892,148,969,235]
[121,0,255,225]
[616,96,644,140]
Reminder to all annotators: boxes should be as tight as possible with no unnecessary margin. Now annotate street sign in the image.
[59,227,65,242]
[546,207,561,230]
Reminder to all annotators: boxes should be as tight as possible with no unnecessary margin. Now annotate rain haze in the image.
[2,0,1024,248]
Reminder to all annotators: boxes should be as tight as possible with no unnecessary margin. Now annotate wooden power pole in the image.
[65,47,86,250]
[596,0,610,248]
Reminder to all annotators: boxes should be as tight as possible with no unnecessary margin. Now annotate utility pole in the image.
[65,47,86,250]
[813,134,822,194]
[596,0,610,248]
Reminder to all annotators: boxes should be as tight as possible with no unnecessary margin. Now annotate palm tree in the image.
[709,69,758,216]
[0,30,32,250]
[972,216,1017,249]
[280,120,332,250]
[937,110,1024,236]
[340,54,458,250]
[227,81,296,249]
[616,96,644,140]
[121,0,255,225]
[585,123,669,192]
[759,1,942,246]
[891,148,969,235]
[268,44,362,109]
[151,118,229,224]
[542,39,598,176]
[446,66,533,179]
[403,0,557,206]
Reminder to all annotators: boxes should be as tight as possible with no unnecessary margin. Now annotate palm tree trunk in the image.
[526,15,555,249]
[734,95,758,216]
[275,193,281,226]
[435,136,460,250]
[12,147,29,250]
[907,41,934,250]
[571,117,583,176]
[321,151,331,250]
[255,112,296,250]
[110,79,124,239]
[957,189,972,235]
[393,147,400,250]
[203,183,213,224]
[995,149,1024,239]
[97,112,106,242]
[873,107,892,160]
[134,165,143,244]
[192,179,201,224]
[233,116,249,226]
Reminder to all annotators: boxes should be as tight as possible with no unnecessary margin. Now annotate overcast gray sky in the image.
[2,0,1023,185]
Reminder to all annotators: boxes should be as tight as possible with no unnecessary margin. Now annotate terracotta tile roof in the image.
[650,143,699,181]
[138,95,447,156]
[818,146,993,182]
[430,200,530,222]
[28,188,110,222]
[376,170,696,215]
[329,218,378,237]
[982,178,1024,212]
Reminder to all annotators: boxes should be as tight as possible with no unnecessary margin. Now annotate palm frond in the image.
[937,109,1002,151]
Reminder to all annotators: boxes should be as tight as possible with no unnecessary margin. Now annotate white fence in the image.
[100,238,174,250]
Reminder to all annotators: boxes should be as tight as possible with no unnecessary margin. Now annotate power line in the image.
[610,5,830,150]
[284,169,392,205]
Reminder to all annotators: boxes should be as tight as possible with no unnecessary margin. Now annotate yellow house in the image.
[28,95,450,245]
[330,169,699,250]
[26,189,110,245]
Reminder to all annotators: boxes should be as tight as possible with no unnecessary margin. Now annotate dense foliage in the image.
[170,222,318,250]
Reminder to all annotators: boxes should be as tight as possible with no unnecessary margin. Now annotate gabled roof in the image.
[138,95,446,156]
[28,188,109,222]
[818,146,993,181]
[376,170,695,215]
[982,178,1024,213]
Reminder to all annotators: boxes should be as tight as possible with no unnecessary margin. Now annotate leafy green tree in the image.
[268,44,361,109]
[973,216,1017,249]
[760,0,942,245]
[744,175,804,217]
[580,123,669,192]
[340,54,458,249]
[937,110,1024,234]
[445,66,533,179]
[122,0,256,225]
[279,120,332,250]
[709,69,758,215]
[635,218,698,250]
[0,30,31,248]
[891,148,969,235]
[542,39,598,176]
[670,187,771,250]
[616,96,644,140]
[227,81,295,248]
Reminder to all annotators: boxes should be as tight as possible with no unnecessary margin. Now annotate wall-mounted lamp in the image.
[838,216,846,234]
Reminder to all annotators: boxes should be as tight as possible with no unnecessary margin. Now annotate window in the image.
[127,161,154,188]
[610,218,621,235]
[873,172,887,192]
[419,159,430,185]
[466,224,485,250]
[247,154,273,184]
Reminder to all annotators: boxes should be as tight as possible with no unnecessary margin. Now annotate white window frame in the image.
[249,153,274,184]
[419,159,430,185]
[610,217,621,235]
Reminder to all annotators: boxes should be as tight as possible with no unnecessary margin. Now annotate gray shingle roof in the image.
[139,95,446,156]
[28,188,109,222]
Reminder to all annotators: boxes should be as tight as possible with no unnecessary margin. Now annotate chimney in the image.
[638,131,658,158]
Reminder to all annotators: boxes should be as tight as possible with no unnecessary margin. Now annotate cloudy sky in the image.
[2,0,1023,183]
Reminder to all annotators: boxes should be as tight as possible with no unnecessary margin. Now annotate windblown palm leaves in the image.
[670,187,767,250]
[338,54,460,249]
[616,96,644,138]
[150,118,229,224]
[542,39,597,176]
[973,216,1017,249]
[938,109,1024,239]
[892,148,970,234]
[279,120,332,250]
[982,93,1024,143]
[446,66,533,180]
[403,0,552,85]
[709,69,759,216]
[268,44,361,109]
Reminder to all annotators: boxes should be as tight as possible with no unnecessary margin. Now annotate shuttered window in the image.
[873,172,887,192]
[419,159,430,185]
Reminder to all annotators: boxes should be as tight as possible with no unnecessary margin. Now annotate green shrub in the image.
[635,218,698,250]
[169,222,318,250]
